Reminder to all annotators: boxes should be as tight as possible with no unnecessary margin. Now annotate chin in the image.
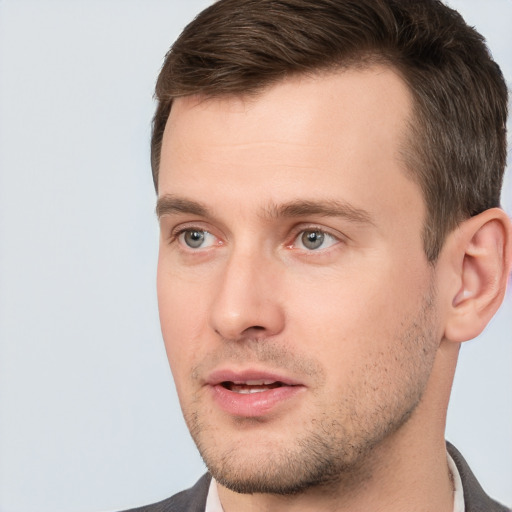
[193,424,378,496]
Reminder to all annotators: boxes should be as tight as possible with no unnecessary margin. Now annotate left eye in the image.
[178,229,217,249]
[294,230,337,251]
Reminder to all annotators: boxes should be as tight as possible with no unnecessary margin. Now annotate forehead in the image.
[159,66,422,225]
[163,65,412,168]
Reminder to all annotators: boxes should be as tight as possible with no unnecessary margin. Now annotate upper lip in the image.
[205,368,303,387]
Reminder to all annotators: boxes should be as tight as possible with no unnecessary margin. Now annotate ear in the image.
[443,208,512,343]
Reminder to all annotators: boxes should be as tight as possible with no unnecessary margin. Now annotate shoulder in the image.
[447,442,511,512]
[119,473,212,512]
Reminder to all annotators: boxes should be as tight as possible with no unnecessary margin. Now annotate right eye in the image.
[178,229,217,249]
[291,229,338,251]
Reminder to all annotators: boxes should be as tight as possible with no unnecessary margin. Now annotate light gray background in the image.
[0,1,510,511]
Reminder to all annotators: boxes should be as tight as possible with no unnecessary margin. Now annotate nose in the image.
[209,249,285,341]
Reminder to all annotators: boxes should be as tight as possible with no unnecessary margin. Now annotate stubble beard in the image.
[182,287,439,496]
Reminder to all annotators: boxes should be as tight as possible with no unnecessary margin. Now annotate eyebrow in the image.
[156,195,209,218]
[265,199,374,225]
[156,194,374,225]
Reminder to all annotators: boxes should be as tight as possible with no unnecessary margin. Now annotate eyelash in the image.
[169,224,220,247]
[286,225,343,253]
[169,224,342,253]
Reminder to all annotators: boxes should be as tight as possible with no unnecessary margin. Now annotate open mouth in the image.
[210,373,304,415]
[221,380,285,394]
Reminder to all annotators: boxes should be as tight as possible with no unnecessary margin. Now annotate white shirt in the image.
[205,452,465,512]
[205,476,224,512]
[448,451,466,512]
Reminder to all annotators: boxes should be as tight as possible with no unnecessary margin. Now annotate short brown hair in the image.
[151,0,508,261]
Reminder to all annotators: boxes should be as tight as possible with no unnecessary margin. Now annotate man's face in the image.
[157,68,442,494]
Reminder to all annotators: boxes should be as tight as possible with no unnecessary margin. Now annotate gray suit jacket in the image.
[122,443,510,512]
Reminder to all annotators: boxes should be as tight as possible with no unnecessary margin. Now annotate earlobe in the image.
[444,208,512,343]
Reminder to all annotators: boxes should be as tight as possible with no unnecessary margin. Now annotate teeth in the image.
[235,388,268,394]
[225,381,283,394]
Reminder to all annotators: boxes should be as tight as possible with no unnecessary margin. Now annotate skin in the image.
[155,67,501,511]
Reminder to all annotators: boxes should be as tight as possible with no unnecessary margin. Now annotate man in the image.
[126,0,511,510]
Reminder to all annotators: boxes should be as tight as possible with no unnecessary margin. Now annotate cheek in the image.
[157,261,210,381]
[286,259,430,363]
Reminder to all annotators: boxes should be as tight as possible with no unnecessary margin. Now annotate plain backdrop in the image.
[0,1,510,511]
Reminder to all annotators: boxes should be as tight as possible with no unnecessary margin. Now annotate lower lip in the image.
[209,384,304,417]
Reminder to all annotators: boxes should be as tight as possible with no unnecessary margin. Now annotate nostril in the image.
[242,325,266,335]
[238,325,267,339]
